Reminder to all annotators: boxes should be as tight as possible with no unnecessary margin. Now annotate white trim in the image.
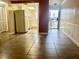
[62,30,79,47]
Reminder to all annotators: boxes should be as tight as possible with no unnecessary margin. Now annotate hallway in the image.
[0,29,79,59]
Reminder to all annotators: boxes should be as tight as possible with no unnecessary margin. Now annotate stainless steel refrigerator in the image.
[14,10,26,33]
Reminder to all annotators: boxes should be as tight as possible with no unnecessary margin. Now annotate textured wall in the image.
[60,0,79,46]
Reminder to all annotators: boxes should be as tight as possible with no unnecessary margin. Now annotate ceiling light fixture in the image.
[27,7,35,10]
[0,1,6,4]
[62,0,66,5]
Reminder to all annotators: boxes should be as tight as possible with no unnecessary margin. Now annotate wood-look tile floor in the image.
[0,29,79,59]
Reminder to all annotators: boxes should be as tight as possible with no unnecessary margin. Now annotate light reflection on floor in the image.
[0,29,79,59]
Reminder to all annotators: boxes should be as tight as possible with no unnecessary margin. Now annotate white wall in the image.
[60,0,79,46]
[0,2,8,33]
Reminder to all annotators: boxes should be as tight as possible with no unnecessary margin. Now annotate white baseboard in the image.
[62,30,79,47]
[8,32,15,35]
[40,32,48,35]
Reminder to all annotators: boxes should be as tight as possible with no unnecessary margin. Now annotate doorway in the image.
[49,3,60,31]
[8,3,39,34]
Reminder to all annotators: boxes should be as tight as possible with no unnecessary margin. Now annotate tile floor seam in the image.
[26,41,35,56]
[0,32,33,49]
[1,29,79,59]
[52,39,59,59]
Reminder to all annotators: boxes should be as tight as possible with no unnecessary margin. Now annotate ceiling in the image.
[0,0,10,3]
[49,0,64,5]
[1,0,79,9]
[10,0,63,4]
[1,0,63,4]
[9,3,38,11]
[10,0,38,3]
